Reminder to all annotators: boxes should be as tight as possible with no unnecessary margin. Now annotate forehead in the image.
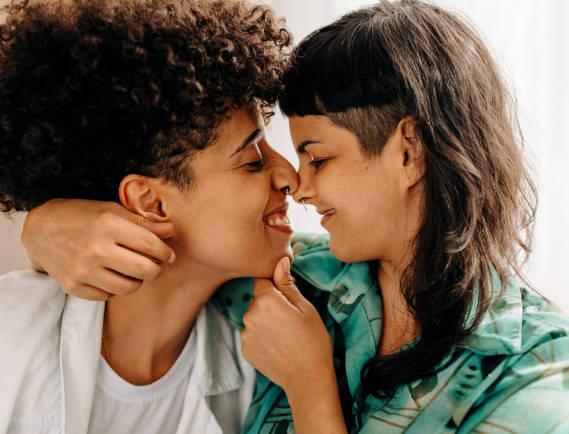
[211,105,264,153]
[289,115,341,144]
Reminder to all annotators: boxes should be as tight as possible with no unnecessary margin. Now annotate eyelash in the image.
[246,159,267,172]
[309,158,328,171]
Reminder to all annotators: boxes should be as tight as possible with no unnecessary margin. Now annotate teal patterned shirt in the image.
[213,234,569,433]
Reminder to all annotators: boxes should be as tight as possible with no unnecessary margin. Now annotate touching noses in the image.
[270,150,299,197]
[291,162,314,205]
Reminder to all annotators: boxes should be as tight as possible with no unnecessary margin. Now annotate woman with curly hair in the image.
[17,0,569,433]
[0,0,304,432]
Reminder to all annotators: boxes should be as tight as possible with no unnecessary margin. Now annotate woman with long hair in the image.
[20,0,569,432]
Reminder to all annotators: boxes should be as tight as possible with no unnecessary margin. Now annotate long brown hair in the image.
[280,0,537,398]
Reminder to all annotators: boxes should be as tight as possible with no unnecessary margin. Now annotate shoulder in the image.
[0,269,66,354]
[461,290,569,432]
[0,270,65,328]
[0,271,66,431]
[520,288,569,346]
[514,288,569,368]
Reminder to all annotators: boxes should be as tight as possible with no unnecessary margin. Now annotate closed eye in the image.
[308,158,328,171]
[245,159,267,172]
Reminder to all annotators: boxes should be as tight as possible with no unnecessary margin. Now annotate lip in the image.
[318,208,336,226]
[263,203,293,234]
[263,203,289,220]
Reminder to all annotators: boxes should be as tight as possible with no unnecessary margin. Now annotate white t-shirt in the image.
[88,329,197,434]
[0,271,256,434]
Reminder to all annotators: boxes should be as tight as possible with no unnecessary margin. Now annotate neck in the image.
[377,190,424,355]
[377,257,419,356]
[103,257,236,385]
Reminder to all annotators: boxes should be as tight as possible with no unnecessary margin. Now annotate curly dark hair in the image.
[0,0,292,212]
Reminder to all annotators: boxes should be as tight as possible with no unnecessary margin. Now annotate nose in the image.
[291,162,315,205]
[264,142,299,196]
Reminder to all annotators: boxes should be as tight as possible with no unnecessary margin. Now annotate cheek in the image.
[324,172,396,261]
[184,175,292,276]
[194,180,266,235]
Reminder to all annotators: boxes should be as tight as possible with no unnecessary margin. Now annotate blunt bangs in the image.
[279,11,403,118]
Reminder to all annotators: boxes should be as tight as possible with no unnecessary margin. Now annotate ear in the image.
[398,117,425,188]
[119,174,168,222]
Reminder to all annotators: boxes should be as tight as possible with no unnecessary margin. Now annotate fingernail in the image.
[282,256,290,274]
[167,251,176,264]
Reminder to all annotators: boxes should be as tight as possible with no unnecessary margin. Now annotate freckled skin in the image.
[289,115,419,267]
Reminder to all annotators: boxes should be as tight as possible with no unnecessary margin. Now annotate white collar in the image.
[194,303,244,396]
[60,297,244,433]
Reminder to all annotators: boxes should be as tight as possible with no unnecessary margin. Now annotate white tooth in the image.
[267,220,275,226]
[283,215,290,225]
[274,218,284,226]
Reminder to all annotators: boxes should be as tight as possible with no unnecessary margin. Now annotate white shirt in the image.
[0,270,256,434]
[88,324,197,434]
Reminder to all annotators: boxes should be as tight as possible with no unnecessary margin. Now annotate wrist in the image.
[285,365,347,434]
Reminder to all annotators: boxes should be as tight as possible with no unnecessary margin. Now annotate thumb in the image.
[272,257,303,306]
[126,211,174,240]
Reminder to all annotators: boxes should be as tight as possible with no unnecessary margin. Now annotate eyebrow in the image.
[296,140,317,154]
[231,128,263,157]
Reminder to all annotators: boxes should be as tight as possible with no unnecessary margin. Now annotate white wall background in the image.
[1,0,568,312]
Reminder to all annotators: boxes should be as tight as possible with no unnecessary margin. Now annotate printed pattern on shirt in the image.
[213,234,569,433]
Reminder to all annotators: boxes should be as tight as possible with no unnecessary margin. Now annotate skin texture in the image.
[21,113,424,430]
[24,106,299,387]
[22,200,176,300]
[22,108,297,300]
[17,0,539,428]
[107,106,298,384]
[289,115,424,355]
[21,113,423,429]
[152,107,296,281]
[241,256,346,434]
[236,115,426,432]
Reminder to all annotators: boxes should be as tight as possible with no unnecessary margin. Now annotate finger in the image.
[272,257,304,307]
[81,266,146,296]
[99,244,165,281]
[115,206,175,240]
[139,220,175,240]
[252,277,277,297]
[113,221,176,264]
[272,257,295,287]
[61,283,116,301]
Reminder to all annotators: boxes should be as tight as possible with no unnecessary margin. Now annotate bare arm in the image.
[21,199,175,300]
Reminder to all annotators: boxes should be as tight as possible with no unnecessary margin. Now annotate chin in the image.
[257,247,294,278]
[328,238,362,263]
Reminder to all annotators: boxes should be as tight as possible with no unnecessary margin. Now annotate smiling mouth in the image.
[265,211,291,226]
[319,209,336,226]
[263,206,293,233]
